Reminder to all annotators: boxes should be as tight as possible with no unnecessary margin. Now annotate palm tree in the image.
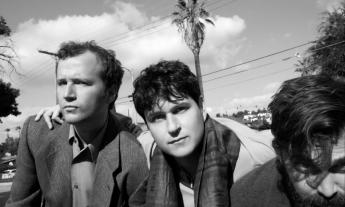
[172,0,214,108]
[5,128,10,138]
[15,126,21,137]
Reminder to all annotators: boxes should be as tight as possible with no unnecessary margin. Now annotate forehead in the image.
[57,51,103,77]
[147,96,195,113]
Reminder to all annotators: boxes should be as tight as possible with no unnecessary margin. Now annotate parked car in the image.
[1,169,16,179]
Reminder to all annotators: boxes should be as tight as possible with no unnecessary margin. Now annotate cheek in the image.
[293,180,314,196]
[334,174,345,191]
[187,112,204,137]
[148,125,166,146]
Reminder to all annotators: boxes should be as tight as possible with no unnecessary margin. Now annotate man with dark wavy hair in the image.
[130,60,242,207]
[230,75,345,207]
[6,41,148,207]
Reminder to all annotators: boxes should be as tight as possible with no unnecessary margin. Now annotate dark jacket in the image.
[230,159,291,207]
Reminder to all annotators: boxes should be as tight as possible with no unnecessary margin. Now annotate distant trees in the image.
[0,126,20,157]
[0,16,17,73]
[0,79,20,123]
[296,1,345,76]
[172,0,214,108]
[0,16,20,123]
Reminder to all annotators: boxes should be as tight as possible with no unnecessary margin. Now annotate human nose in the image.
[166,114,181,137]
[316,174,337,198]
[64,83,76,102]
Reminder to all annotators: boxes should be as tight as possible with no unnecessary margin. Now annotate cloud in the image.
[263,81,281,93]
[0,1,247,135]
[283,33,292,38]
[9,1,246,84]
[317,0,343,12]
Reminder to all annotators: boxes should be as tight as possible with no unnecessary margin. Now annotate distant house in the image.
[243,114,257,122]
[0,156,16,182]
[0,156,16,172]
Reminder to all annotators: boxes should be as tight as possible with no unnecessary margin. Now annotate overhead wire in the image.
[116,39,345,100]
[206,66,294,91]
[203,41,315,77]
[11,0,229,87]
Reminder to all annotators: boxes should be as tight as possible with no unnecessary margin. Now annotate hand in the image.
[34,105,63,129]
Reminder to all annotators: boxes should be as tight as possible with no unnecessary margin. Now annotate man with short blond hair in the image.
[6,41,148,207]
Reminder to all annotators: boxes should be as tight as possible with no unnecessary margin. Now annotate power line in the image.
[206,66,294,91]
[108,39,345,99]
[204,62,277,83]
[10,0,233,86]
[203,41,316,77]
[207,0,238,11]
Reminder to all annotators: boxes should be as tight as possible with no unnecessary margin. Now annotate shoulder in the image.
[111,112,142,137]
[213,116,276,163]
[118,130,147,165]
[21,116,67,143]
[206,117,239,142]
[206,117,241,157]
[119,130,142,148]
[137,131,155,168]
[231,159,278,199]
[231,159,290,207]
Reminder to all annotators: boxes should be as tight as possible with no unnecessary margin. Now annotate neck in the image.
[174,141,203,179]
[73,113,109,144]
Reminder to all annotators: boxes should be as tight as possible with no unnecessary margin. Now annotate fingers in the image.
[52,109,64,124]
[34,105,63,130]
[43,110,54,129]
[34,108,46,121]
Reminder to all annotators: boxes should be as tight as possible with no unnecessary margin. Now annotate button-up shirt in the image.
[69,122,107,207]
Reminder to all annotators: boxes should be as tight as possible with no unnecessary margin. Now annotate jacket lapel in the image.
[92,114,121,206]
[44,122,73,205]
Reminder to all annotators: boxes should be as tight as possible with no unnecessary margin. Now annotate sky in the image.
[0,0,343,141]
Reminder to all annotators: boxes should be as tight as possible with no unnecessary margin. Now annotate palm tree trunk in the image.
[193,52,204,110]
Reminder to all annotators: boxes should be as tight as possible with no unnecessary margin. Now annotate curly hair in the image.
[132,60,200,120]
[55,41,124,105]
[269,75,345,174]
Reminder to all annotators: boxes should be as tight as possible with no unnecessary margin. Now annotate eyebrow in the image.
[145,111,165,121]
[329,157,345,171]
[146,101,190,117]
[170,102,190,110]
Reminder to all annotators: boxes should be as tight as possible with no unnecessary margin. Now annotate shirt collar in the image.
[68,118,109,160]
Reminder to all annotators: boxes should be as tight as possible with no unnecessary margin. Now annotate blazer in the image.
[6,113,148,207]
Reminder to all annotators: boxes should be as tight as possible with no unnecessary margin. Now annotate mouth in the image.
[168,136,187,144]
[63,106,78,111]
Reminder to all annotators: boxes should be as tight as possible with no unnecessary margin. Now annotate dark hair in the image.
[56,41,124,107]
[132,60,201,119]
[269,75,345,173]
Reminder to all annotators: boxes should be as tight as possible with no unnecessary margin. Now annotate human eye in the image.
[172,104,190,114]
[56,79,66,86]
[147,113,165,123]
[292,163,321,180]
[329,158,345,173]
[74,79,91,86]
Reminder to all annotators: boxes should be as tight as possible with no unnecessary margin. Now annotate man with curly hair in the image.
[130,60,269,207]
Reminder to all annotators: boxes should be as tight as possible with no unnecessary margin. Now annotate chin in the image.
[169,148,195,158]
[63,115,84,124]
